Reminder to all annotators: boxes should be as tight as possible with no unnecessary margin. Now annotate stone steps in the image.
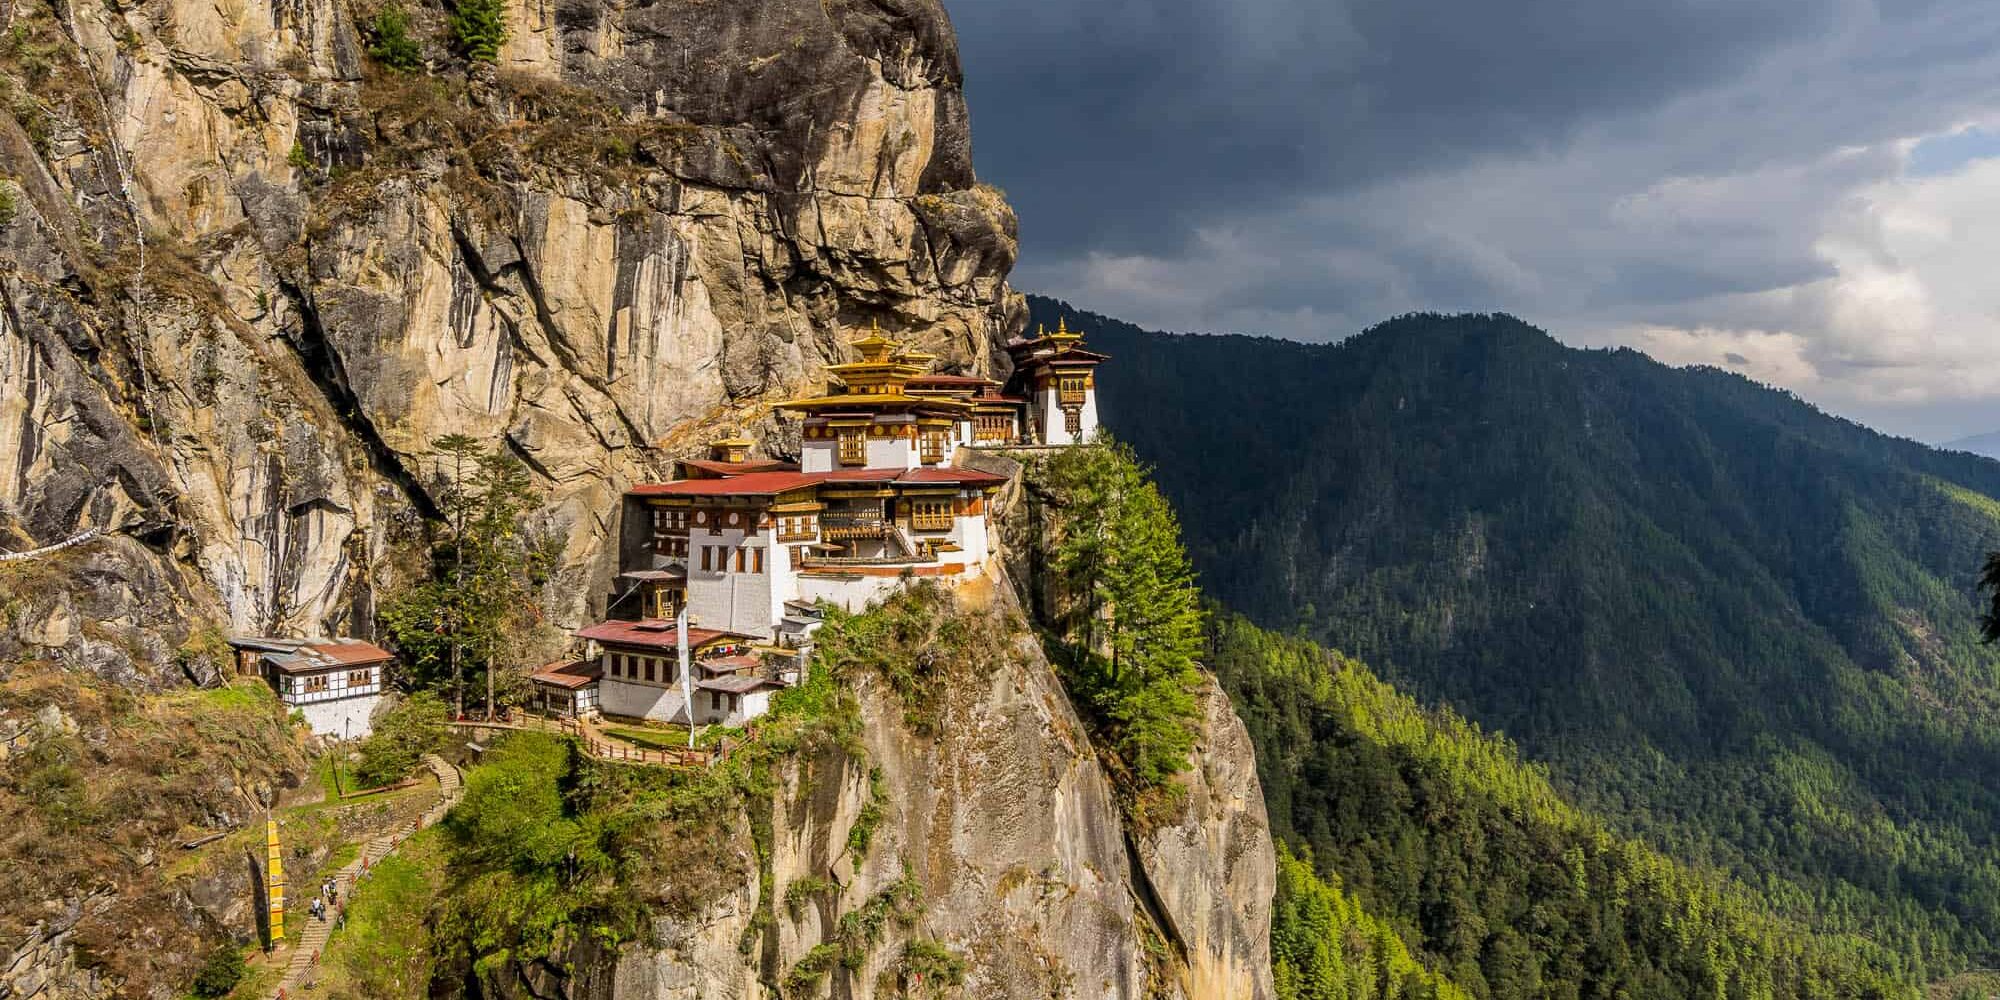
[268,755,461,999]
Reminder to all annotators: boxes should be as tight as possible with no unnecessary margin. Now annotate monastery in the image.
[229,319,1108,737]
[552,320,1108,727]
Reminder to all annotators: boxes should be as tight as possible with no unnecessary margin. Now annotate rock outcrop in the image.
[0,0,1021,682]
[488,579,1274,1000]
[0,0,1280,996]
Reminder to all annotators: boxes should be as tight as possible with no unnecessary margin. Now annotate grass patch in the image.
[318,827,447,999]
[603,722,736,751]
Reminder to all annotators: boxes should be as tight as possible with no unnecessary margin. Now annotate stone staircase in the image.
[270,754,460,998]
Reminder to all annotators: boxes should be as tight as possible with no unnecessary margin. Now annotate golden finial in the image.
[1057,316,1068,334]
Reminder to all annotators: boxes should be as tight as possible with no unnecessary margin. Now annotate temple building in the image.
[573,618,784,726]
[528,659,601,719]
[1003,317,1108,446]
[576,320,1108,726]
[227,637,392,738]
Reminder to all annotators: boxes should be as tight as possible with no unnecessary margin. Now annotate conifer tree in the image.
[448,0,507,63]
[366,2,424,72]
[1037,440,1206,802]
[383,437,556,719]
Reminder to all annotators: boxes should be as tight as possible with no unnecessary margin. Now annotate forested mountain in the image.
[1028,296,2000,977]
[1221,613,1912,1000]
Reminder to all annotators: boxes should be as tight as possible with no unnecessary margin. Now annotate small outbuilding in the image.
[529,659,602,719]
[228,636,393,739]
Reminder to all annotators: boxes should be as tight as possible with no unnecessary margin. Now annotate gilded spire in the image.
[1050,315,1082,346]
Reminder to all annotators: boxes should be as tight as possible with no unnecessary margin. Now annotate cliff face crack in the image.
[1123,827,1191,964]
[274,274,439,520]
[506,235,655,452]
[449,222,549,369]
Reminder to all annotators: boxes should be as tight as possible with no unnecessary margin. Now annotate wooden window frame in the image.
[837,429,865,466]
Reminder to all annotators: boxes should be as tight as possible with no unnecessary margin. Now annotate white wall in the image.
[600,678,692,724]
[1034,387,1100,446]
[801,436,837,473]
[948,502,991,564]
[297,695,381,739]
[684,525,785,637]
[866,434,917,469]
[796,571,906,612]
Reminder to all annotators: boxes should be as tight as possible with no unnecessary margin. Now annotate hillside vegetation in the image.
[1039,296,2000,976]
[1219,613,1911,1000]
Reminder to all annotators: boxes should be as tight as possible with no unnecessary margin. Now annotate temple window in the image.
[910,500,954,532]
[838,429,865,465]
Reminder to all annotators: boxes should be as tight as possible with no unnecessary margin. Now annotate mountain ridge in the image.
[1030,293,2000,974]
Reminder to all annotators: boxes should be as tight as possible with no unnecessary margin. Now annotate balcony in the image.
[820,513,888,541]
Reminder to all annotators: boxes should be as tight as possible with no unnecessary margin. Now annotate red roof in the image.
[304,640,395,666]
[816,468,904,484]
[700,654,763,674]
[530,659,601,689]
[574,619,756,651]
[892,466,1009,486]
[630,471,822,497]
[697,674,784,693]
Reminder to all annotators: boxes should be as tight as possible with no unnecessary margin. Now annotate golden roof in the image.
[816,319,939,395]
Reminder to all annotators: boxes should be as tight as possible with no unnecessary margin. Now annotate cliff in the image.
[475,579,1273,1000]
[0,1,1279,998]
[0,0,1021,682]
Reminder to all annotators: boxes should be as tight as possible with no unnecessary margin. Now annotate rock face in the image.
[1133,676,1278,1000]
[494,582,1275,1000]
[0,0,1021,683]
[1,0,1278,996]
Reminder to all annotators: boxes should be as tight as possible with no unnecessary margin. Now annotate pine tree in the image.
[366,3,424,72]
[383,437,556,719]
[448,0,507,63]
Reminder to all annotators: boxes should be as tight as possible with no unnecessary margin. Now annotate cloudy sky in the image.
[947,0,2000,444]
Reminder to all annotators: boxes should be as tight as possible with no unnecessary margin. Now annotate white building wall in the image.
[297,695,381,739]
[599,678,692,724]
[801,437,833,473]
[684,524,792,638]
[796,572,907,613]
[866,434,917,469]
[948,502,991,565]
[1034,386,1100,445]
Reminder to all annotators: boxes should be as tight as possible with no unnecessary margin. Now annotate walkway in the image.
[450,715,725,769]
[271,754,461,999]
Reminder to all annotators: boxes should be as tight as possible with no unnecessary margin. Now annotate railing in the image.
[449,715,726,770]
[821,514,887,541]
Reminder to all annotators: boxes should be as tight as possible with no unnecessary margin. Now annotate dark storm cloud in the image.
[949,0,1830,255]
[944,0,2000,441]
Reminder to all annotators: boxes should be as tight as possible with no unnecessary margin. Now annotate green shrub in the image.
[190,944,245,998]
[447,0,506,62]
[366,3,424,71]
[898,939,967,994]
[352,692,450,787]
